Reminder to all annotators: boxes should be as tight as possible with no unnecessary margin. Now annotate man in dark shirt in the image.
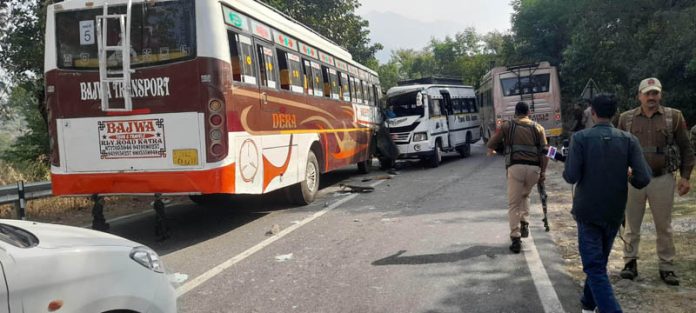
[563,95,651,313]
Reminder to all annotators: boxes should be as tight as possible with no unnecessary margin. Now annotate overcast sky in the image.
[357,0,515,63]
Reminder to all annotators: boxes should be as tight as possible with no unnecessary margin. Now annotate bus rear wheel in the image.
[457,133,472,158]
[287,151,320,205]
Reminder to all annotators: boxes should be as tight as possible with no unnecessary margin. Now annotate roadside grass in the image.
[544,162,696,313]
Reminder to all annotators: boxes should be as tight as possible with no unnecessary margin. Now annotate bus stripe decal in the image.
[234,88,337,120]
[263,135,294,192]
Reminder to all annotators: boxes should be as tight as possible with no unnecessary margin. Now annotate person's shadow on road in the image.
[372,246,507,266]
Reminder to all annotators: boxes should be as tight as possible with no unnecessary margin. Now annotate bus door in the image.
[427,95,446,147]
[440,90,456,149]
[255,40,279,112]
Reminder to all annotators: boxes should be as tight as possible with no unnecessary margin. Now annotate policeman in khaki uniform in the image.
[617,77,695,286]
[487,102,548,253]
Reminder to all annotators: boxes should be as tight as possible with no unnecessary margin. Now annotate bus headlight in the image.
[412,132,427,142]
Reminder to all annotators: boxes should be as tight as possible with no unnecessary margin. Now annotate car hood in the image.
[0,219,137,249]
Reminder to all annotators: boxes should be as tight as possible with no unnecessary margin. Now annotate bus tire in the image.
[428,141,442,168]
[357,157,372,174]
[287,151,320,205]
[457,133,472,158]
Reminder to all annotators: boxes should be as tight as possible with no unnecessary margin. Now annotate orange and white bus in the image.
[477,62,563,143]
[45,0,381,208]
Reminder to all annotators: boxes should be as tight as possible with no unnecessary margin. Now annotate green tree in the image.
[259,0,382,65]
[0,1,51,173]
[1,83,50,180]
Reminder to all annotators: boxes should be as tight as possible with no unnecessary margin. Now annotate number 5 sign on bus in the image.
[79,20,94,45]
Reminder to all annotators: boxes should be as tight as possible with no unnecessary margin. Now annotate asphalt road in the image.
[106,142,580,313]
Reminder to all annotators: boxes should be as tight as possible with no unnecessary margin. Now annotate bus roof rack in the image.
[397,77,465,86]
[506,61,550,71]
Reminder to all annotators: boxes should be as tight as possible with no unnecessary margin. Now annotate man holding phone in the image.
[564,94,651,313]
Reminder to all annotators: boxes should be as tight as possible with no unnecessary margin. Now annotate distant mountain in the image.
[362,11,471,63]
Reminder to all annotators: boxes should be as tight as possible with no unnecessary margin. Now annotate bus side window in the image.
[329,68,340,100]
[366,84,374,106]
[310,62,324,97]
[340,73,351,102]
[349,76,361,102]
[452,99,461,114]
[256,45,277,89]
[277,50,303,93]
[430,99,442,116]
[277,50,290,90]
[360,80,370,105]
[227,32,256,85]
[302,59,314,95]
[469,98,478,113]
[321,66,332,98]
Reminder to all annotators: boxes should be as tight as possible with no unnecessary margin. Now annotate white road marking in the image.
[524,230,566,313]
[175,179,387,297]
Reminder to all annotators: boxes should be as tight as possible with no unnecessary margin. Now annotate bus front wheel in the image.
[287,151,320,205]
[428,142,442,168]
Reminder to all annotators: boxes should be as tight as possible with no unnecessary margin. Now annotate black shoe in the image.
[659,271,679,286]
[509,237,521,254]
[620,260,638,280]
[520,221,529,238]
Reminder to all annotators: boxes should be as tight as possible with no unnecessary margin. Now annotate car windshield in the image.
[55,0,196,70]
[500,73,551,97]
[387,91,424,117]
[0,224,39,248]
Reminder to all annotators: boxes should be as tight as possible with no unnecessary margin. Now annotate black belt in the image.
[509,160,541,167]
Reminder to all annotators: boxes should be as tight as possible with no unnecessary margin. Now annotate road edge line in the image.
[524,230,566,313]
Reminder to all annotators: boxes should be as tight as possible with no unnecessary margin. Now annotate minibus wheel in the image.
[428,141,442,168]
[457,133,472,158]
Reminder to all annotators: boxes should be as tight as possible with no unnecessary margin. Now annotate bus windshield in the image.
[500,73,550,97]
[387,91,424,117]
[55,0,196,70]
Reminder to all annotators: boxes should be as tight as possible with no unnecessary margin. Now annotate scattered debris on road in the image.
[274,253,293,262]
[170,272,189,284]
[266,224,281,236]
[338,184,375,193]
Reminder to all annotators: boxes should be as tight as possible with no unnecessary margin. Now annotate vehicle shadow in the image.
[105,167,364,256]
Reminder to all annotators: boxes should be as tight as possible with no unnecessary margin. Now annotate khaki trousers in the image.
[507,164,541,238]
[623,173,676,271]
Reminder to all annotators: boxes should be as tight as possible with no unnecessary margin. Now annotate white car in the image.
[0,219,176,313]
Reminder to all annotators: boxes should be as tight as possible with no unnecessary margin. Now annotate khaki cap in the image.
[639,77,662,94]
